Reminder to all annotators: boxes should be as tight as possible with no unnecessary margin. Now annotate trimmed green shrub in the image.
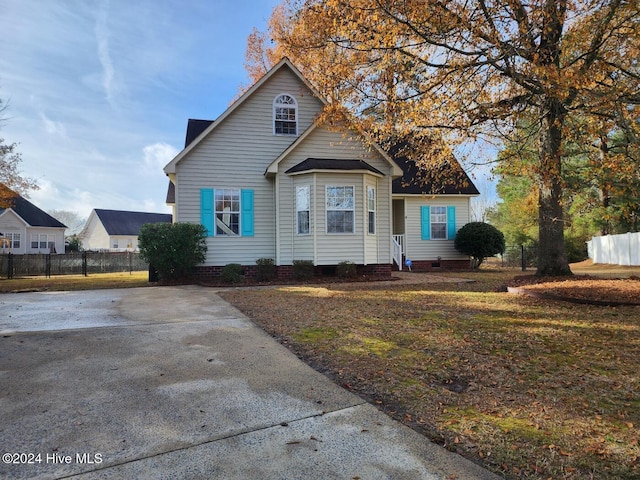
[138,222,207,280]
[337,261,357,278]
[221,263,244,284]
[256,257,276,282]
[292,260,314,280]
[454,222,505,269]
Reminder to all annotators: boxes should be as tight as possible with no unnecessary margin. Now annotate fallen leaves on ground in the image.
[219,269,640,480]
[508,276,640,305]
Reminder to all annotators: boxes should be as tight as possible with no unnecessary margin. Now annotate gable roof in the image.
[265,121,403,177]
[0,188,67,228]
[389,140,479,196]
[286,158,384,176]
[164,58,323,175]
[165,181,175,204]
[166,118,215,203]
[184,119,214,147]
[93,209,172,236]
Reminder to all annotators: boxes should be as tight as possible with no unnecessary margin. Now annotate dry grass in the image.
[219,268,640,479]
[2,264,638,478]
[0,271,150,292]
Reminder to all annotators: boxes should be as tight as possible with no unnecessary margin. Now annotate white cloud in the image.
[1,0,281,224]
[29,179,60,204]
[39,112,67,137]
[95,0,116,107]
[141,142,179,174]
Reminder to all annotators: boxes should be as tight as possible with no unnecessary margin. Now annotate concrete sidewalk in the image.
[0,286,499,479]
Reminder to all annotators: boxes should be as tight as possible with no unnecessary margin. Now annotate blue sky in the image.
[0,0,281,218]
[1,0,496,225]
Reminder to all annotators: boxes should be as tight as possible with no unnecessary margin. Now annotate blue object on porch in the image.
[405,259,412,271]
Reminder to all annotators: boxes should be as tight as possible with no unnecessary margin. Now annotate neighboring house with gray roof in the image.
[80,209,172,251]
[0,189,67,254]
[164,58,479,276]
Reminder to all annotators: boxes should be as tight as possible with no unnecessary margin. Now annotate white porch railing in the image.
[392,234,405,270]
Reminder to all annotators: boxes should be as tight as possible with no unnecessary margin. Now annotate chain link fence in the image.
[0,252,148,278]
[496,244,538,270]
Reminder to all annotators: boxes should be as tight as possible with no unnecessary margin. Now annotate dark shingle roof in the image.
[388,141,479,195]
[185,119,214,147]
[166,181,175,204]
[286,158,384,176]
[94,209,172,236]
[165,118,215,205]
[0,191,67,228]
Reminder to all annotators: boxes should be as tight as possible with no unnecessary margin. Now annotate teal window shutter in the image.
[421,206,431,240]
[447,206,456,239]
[200,188,214,236]
[241,189,254,237]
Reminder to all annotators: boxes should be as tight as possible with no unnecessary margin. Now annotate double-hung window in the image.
[421,205,456,240]
[6,233,20,249]
[200,188,254,237]
[367,186,376,234]
[273,94,297,135]
[430,206,447,239]
[215,189,240,235]
[31,234,55,250]
[326,186,354,234]
[296,185,310,235]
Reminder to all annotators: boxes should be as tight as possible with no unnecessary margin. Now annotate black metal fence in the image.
[498,244,538,270]
[0,252,148,278]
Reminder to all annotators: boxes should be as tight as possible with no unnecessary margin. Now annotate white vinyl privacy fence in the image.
[587,232,640,265]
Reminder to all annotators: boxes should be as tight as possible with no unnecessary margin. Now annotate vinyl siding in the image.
[0,210,27,253]
[1,210,66,254]
[174,66,323,266]
[276,127,393,265]
[106,236,138,251]
[364,177,389,265]
[26,228,66,254]
[402,196,472,261]
[80,213,110,251]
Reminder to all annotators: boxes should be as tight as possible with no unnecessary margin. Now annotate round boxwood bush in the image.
[454,222,505,269]
[256,257,276,282]
[221,263,244,284]
[337,261,357,278]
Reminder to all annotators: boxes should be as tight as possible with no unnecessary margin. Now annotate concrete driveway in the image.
[0,286,498,480]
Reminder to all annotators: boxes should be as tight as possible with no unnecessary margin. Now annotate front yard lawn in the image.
[0,271,150,292]
[219,270,640,479]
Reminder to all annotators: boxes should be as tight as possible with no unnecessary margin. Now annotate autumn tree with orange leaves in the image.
[0,100,38,208]
[246,0,640,276]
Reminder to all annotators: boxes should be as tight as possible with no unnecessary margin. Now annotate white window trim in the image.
[326,185,355,234]
[31,234,55,250]
[296,185,311,236]
[367,186,376,235]
[215,188,241,236]
[273,93,298,136]
[431,206,447,240]
[7,232,21,250]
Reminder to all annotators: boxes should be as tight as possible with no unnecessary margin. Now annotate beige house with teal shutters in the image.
[163,58,478,278]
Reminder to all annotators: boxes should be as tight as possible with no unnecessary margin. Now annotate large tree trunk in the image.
[536,99,572,276]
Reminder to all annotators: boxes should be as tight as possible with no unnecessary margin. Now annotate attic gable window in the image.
[273,94,297,135]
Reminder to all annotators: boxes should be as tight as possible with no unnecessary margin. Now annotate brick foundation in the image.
[404,259,471,272]
[193,263,393,281]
